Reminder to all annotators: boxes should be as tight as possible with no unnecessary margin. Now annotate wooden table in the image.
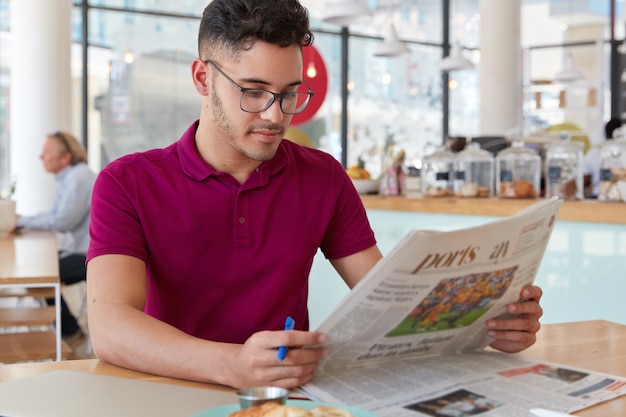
[0,230,63,361]
[0,320,624,416]
[520,320,626,417]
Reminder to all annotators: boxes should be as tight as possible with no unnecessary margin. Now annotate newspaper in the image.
[301,197,626,416]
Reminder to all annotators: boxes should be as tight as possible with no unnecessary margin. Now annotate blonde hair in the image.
[50,131,88,165]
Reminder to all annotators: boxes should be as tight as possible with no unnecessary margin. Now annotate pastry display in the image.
[496,140,541,199]
[498,179,537,199]
[599,166,626,201]
[454,142,494,198]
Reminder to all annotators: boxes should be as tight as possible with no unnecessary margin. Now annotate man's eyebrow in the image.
[239,76,303,88]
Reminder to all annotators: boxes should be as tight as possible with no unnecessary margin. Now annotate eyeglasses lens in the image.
[241,90,311,115]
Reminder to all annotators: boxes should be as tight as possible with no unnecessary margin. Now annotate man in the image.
[87,0,544,389]
[17,131,96,358]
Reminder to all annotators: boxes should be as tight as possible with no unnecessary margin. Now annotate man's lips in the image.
[250,129,284,143]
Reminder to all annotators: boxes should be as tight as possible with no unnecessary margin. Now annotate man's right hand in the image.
[230,330,328,389]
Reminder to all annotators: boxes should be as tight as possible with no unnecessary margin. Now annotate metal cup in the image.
[236,386,288,409]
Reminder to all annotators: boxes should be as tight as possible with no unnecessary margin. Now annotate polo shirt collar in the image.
[178,120,288,182]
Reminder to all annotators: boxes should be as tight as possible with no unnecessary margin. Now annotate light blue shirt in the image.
[18,163,96,257]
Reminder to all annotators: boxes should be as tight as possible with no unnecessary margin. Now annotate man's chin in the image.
[246,143,280,162]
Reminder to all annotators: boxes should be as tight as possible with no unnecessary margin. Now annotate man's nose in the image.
[259,98,284,123]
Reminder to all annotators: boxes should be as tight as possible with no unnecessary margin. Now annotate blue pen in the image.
[277,316,295,361]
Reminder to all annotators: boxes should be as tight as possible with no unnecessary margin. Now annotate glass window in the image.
[3,0,615,188]
[1,0,480,190]
[85,8,340,168]
[448,0,480,140]
[523,42,606,145]
[286,31,340,159]
[348,0,444,45]
[346,36,443,178]
[85,9,201,166]
[90,0,206,16]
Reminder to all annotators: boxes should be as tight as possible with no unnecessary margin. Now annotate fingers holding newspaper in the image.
[487,285,544,353]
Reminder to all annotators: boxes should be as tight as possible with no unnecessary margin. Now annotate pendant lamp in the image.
[373,24,411,57]
[440,42,474,72]
[322,0,372,26]
[554,0,585,83]
[554,53,586,83]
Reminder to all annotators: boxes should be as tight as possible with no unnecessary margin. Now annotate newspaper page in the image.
[304,350,626,416]
[301,197,626,415]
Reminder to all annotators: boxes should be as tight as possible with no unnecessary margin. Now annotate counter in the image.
[360,195,626,224]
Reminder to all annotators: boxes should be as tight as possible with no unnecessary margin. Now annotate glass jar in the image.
[402,159,422,199]
[496,140,541,199]
[598,138,626,202]
[545,137,584,200]
[421,147,454,197]
[454,142,494,197]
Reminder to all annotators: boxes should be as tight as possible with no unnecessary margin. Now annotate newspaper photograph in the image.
[301,197,626,415]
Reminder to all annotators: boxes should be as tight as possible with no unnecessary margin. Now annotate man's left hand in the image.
[487,285,543,353]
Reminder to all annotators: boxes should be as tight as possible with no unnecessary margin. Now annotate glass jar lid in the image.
[423,146,455,164]
[497,140,539,161]
[600,137,626,154]
[456,142,494,162]
[545,137,584,153]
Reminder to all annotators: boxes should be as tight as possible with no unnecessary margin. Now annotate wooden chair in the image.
[0,287,56,307]
[0,304,74,363]
[0,332,73,363]
[0,276,91,362]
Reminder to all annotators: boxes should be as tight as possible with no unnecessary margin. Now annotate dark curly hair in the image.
[198,0,313,61]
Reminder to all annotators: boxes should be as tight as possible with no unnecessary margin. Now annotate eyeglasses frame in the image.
[204,59,314,115]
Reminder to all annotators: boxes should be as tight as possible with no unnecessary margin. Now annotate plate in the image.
[190,399,379,417]
[352,179,380,195]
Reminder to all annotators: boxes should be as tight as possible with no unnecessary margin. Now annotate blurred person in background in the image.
[583,118,622,198]
[17,131,96,358]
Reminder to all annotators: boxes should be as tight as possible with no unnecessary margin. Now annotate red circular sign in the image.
[291,45,328,126]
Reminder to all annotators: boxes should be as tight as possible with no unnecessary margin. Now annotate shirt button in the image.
[238,217,246,224]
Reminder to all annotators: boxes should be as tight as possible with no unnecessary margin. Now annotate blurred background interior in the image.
[1,0,625,197]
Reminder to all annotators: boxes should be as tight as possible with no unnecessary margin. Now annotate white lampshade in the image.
[440,42,474,72]
[554,54,586,83]
[373,24,411,57]
[322,0,372,26]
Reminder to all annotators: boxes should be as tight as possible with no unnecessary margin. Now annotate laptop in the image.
[0,370,237,417]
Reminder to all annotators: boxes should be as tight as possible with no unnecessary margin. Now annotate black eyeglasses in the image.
[205,60,314,115]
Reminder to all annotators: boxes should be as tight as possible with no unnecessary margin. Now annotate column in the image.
[479,0,521,136]
[10,0,72,215]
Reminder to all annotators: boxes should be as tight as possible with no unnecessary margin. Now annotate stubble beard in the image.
[211,88,281,162]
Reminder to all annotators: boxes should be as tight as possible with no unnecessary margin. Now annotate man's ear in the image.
[191,59,210,96]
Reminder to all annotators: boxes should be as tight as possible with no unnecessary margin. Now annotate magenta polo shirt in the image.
[87,121,376,344]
